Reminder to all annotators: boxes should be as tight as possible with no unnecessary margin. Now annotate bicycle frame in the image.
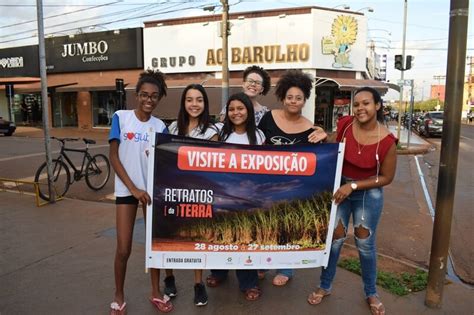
[56,144,92,184]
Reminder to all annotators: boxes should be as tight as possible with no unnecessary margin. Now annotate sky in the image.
[0,0,472,101]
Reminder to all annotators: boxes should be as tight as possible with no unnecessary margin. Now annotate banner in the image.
[146,134,344,269]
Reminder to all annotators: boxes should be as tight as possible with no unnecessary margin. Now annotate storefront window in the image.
[11,94,42,126]
[53,92,78,127]
[91,91,118,127]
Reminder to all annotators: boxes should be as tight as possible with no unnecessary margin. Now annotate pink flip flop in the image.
[272,274,290,286]
[150,295,173,313]
[110,301,127,315]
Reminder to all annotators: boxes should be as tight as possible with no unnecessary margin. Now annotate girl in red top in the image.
[307,87,397,315]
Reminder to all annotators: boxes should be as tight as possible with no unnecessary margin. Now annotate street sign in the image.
[397,79,413,86]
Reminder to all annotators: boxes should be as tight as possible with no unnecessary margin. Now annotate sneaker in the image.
[194,283,208,306]
[164,275,177,297]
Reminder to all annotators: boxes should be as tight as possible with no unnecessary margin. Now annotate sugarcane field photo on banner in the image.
[145,133,344,270]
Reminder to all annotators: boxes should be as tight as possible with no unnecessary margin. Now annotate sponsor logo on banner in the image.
[302,259,317,264]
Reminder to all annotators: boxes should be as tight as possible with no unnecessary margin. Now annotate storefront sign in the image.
[46,28,143,73]
[206,44,310,66]
[0,45,39,77]
[145,134,344,269]
[144,9,367,73]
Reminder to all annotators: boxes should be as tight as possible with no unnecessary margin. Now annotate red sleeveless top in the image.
[336,116,397,180]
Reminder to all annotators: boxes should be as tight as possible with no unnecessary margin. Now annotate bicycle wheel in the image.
[34,159,70,201]
[85,153,110,190]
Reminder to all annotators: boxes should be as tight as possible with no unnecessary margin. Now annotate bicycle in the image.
[34,137,110,201]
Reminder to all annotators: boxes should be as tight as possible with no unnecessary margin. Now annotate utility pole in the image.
[220,0,229,109]
[396,0,408,142]
[425,0,469,308]
[36,0,55,203]
[406,79,414,148]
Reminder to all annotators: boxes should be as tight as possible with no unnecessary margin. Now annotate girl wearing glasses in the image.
[168,84,218,307]
[109,70,174,314]
[219,65,271,125]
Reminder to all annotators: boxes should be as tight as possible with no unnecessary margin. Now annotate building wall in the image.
[430,85,445,101]
[77,92,92,129]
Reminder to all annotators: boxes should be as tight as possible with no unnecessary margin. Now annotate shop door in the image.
[53,92,78,127]
[315,88,333,131]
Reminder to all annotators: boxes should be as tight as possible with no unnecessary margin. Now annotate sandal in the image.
[244,287,261,301]
[307,288,331,305]
[149,295,173,313]
[367,297,385,315]
[206,274,224,287]
[272,274,290,286]
[110,301,127,315]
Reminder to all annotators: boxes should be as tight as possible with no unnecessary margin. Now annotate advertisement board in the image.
[144,9,367,73]
[145,134,345,270]
[0,45,39,78]
[45,28,143,73]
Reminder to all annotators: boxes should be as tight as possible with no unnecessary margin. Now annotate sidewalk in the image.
[1,190,472,314]
[13,126,110,142]
[389,125,432,155]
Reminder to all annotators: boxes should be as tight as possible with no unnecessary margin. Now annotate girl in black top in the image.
[257,69,319,286]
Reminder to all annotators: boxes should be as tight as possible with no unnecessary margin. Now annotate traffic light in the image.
[405,55,414,70]
[394,55,403,70]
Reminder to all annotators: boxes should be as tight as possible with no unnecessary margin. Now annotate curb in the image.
[396,144,432,155]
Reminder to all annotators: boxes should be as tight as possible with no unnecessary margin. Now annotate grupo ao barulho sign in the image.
[45,28,143,73]
[143,9,367,73]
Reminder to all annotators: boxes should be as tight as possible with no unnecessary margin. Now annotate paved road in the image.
[0,136,115,203]
[416,124,473,283]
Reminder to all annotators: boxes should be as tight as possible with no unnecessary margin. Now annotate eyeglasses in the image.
[245,79,263,87]
[138,92,160,102]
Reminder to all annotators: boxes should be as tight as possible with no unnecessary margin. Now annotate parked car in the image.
[0,117,16,136]
[418,111,443,137]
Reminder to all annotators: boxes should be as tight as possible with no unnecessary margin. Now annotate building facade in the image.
[1,6,389,131]
[0,28,143,129]
[143,6,388,130]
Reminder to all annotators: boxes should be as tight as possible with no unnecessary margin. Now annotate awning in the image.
[0,77,41,85]
[315,77,389,92]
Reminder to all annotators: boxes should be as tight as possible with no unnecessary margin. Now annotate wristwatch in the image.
[350,181,358,190]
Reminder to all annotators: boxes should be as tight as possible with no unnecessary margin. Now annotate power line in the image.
[0,2,211,45]
[1,2,158,39]
[0,1,121,29]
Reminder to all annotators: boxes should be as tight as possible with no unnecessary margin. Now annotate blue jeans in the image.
[210,269,258,291]
[319,186,384,298]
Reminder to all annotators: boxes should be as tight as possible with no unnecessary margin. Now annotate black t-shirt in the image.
[258,111,313,145]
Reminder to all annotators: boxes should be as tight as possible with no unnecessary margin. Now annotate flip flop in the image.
[367,297,385,315]
[244,287,261,301]
[149,295,173,313]
[307,289,331,305]
[272,274,290,286]
[206,274,224,287]
[110,301,127,315]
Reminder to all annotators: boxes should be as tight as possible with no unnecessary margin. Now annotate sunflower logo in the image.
[322,15,358,68]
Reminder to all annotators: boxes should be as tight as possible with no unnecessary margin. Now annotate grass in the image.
[338,257,428,296]
[174,191,332,249]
